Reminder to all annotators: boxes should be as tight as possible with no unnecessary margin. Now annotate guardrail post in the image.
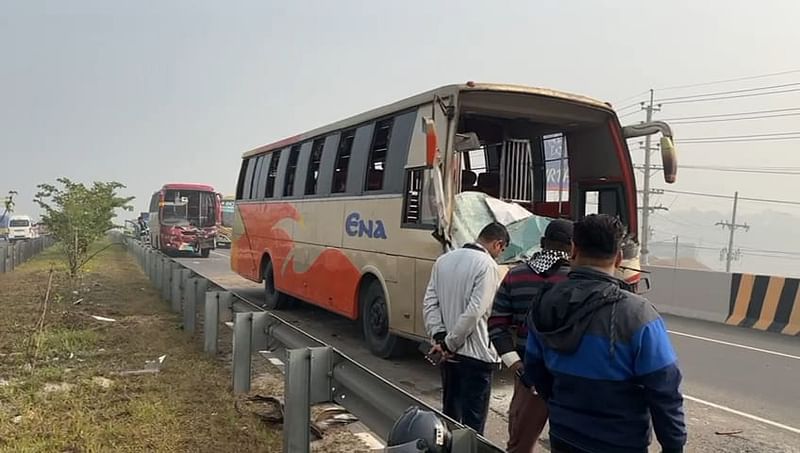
[450,429,479,453]
[284,348,311,453]
[204,291,234,355]
[161,260,173,301]
[1,245,6,273]
[184,277,198,335]
[171,268,183,312]
[232,312,253,394]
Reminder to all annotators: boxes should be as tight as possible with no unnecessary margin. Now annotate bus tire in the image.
[262,260,289,310]
[361,279,399,359]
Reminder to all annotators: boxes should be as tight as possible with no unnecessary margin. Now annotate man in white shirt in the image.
[423,222,508,434]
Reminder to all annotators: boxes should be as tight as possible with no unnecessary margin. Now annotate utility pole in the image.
[639,89,662,265]
[673,235,679,269]
[716,191,750,273]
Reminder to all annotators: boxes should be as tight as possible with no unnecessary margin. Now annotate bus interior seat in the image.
[367,169,384,191]
[461,170,477,190]
[477,172,500,198]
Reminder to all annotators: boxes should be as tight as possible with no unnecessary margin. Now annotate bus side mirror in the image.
[422,117,438,168]
[454,132,481,152]
[660,137,677,184]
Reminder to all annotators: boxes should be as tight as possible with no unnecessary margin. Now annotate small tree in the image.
[35,178,134,276]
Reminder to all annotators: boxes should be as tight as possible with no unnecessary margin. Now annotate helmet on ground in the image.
[385,406,451,453]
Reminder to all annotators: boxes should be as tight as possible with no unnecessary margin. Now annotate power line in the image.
[677,136,800,144]
[678,165,800,175]
[661,107,800,122]
[668,111,800,125]
[655,82,800,102]
[656,68,800,91]
[659,189,800,206]
[657,87,800,105]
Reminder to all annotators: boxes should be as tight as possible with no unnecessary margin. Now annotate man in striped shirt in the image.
[488,219,573,452]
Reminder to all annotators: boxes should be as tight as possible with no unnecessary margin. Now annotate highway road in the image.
[179,249,800,452]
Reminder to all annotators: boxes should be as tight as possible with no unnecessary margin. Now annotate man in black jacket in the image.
[525,214,686,453]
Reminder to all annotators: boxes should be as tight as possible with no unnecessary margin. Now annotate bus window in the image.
[332,129,356,193]
[241,158,256,200]
[402,168,436,227]
[255,154,272,199]
[305,138,325,195]
[544,133,569,203]
[265,150,282,198]
[283,144,302,197]
[250,155,265,199]
[365,118,394,192]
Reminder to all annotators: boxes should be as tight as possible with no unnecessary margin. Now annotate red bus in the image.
[148,183,221,258]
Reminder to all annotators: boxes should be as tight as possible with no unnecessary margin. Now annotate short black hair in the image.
[478,222,510,245]
[573,214,626,260]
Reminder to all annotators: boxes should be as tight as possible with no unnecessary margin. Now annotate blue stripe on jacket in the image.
[525,317,686,452]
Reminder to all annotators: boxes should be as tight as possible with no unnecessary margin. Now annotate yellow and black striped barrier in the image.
[727,274,800,335]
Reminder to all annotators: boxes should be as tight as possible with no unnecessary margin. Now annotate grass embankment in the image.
[0,241,280,452]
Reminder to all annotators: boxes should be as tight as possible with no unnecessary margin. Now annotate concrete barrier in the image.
[726,274,800,335]
[646,265,800,336]
[645,265,732,324]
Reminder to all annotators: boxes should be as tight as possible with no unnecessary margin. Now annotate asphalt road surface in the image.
[178,249,800,452]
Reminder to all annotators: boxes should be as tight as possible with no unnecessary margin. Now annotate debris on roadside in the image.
[236,394,284,424]
[90,315,116,322]
[715,429,744,436]
[112,354,166,376]
[91,376,114,388]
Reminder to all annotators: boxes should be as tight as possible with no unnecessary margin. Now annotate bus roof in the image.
[160,183,216,192]
[243,82,614,158]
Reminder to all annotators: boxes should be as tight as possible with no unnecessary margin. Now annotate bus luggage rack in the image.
[122,235,505,453]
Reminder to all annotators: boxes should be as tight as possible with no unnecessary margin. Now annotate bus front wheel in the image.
[361,280,399,359]
[262,260,289,310]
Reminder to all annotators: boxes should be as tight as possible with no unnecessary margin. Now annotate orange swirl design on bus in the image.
[236,202,362,319]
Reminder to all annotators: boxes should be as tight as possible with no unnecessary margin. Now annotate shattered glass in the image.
[451,192,552,264]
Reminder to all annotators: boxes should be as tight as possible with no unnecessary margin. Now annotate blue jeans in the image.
[440,355,494,435]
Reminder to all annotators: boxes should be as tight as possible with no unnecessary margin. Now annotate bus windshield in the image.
[9,219,30,227]
[161,190,216,227]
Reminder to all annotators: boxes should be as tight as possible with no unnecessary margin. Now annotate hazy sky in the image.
[3,0,800,260]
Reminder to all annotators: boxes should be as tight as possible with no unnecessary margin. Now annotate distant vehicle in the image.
[148,183,221,258]
[8,215,34,242]
[216,195,235,248]
[231,82,678,357]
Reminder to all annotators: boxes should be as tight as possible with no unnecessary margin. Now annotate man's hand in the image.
[426,343,454,365]
[509,360,524,375]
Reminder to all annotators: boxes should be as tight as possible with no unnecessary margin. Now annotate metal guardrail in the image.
[0,236,55,273]
[123,236,505,453]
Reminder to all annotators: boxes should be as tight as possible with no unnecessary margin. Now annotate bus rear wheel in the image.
[262,260,289,310]
[361,280,399,359]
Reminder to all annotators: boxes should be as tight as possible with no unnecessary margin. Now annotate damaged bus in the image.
[148,183,221,258]
[231,83,677,357]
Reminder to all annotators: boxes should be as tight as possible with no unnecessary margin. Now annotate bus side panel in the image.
[389,257,416,336]
[231,202,257,280]
[414,258,435,337]
[235,202,300,282]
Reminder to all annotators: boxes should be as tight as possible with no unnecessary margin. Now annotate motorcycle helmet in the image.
[385,406,451,453]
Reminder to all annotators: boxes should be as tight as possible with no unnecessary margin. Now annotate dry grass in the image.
[0,240,280,452]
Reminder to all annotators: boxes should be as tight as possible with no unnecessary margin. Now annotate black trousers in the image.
[440,355,494,435]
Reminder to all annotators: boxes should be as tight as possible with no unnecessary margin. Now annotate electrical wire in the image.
[657,87,800,105]
[660,107,800,122]
[655,82,800,102]
[656,69,800,91]
[658,189,800,206]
